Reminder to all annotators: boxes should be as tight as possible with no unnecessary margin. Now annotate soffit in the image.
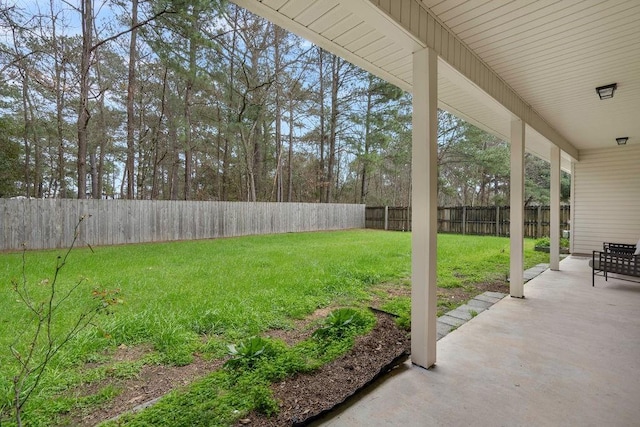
[420,0,640,151]
[231,0,629,166]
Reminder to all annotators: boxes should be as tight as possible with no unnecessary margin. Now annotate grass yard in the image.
[0,230,548,425]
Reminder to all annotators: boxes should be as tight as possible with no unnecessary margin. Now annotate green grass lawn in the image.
[0,230,548,425]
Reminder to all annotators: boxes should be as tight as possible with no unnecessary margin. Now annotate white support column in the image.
[510,119,525,298]
[550,146,561,271]
[569,161,576,254]
[411,47,438,369]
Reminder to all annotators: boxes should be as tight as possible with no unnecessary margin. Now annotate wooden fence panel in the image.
[365,206,384,229]
[364,207,412,231]
[0,200,365,251]
[388,207,411,231]
[366,205,570,238]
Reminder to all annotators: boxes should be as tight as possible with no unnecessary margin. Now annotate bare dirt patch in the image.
[265,307,334,346]
[74,353,225,426]
[473,280,509,294]
[437,287,470,304]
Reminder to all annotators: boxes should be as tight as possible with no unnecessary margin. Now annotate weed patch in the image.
[105,308,374,426]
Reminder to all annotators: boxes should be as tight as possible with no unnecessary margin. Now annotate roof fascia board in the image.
[340,0,425,53]
[371,0,579,160]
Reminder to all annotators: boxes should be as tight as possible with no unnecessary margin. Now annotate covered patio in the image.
[233,0,640,370]
[316,256,640,426]
[231,1,640,420]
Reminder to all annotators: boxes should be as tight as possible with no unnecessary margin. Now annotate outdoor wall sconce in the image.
[596,83,617,99]
[616,137,628,145]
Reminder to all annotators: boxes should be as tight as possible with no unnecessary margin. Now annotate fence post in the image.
[384,206,389,230]
[462,206,466,235]
[537,205,542,238]
[496,206,500,236]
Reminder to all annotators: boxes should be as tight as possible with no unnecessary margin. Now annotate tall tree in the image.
[317,47,326,202]
[76,0,169,198]
[76,0,93,198]
[47,0,71,198]
[324,54,340,203]
[0,117,21,197]
[348,74,405,204]
[124,0,138,199]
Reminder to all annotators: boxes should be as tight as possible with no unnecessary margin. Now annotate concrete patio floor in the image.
[315,256,640,426]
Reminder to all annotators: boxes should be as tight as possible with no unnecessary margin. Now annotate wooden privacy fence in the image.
[366,205,571,238]
[0,199,365,251]
[365,206,412,231]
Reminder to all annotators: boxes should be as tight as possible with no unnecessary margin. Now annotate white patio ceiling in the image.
[232,0,640,169]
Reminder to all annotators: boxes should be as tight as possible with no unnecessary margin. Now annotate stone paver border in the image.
[436,263,548,340]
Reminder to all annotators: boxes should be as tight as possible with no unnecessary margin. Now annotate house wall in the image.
[572,144,640,255]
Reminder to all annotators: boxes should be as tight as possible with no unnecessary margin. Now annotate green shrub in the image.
[225,336,275,370]
[535,237,550,247]
[312,308,371,340]
[534,237,569,248]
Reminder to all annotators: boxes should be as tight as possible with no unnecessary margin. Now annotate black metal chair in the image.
[591,242,639,286]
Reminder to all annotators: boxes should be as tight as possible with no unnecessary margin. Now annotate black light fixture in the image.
[616,137,628,145]
[596,83,617,99]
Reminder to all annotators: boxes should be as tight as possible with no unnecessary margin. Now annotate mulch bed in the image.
[235,310,410,426]
[68,310,409,427]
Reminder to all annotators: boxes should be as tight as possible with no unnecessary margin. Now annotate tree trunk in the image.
[240,127,257,202]
[318,47,325,203]
[222,133,230,201]
[151,67,168,200]
[287,94,294,202]
[325,55,339,203]
[89,149,98,197]
[273,27,284,201]
[125,0,138,199]
[91,52,108,199]
[33,123,43,198]
[360,76,373,204]
[222,6,239,202]
[249,51,263,200]
[51,1,67,198]
[182,5,200,201]
[169,113,180,200]
[77,0,93,198]
[20,80,31,198]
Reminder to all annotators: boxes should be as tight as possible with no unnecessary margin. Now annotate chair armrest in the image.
[603,242,636,255]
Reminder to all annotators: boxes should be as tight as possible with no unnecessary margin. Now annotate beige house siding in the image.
[572,144,640,255]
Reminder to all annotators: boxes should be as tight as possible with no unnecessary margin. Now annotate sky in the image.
[2,0,117,41]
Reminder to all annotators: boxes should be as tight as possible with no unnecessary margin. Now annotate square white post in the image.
[510,119,525,298]
[569,161,576,254]
[411,47,438,369]
[550,146,561,271]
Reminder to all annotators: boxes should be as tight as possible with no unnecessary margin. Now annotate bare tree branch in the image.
[90,7,172,53]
